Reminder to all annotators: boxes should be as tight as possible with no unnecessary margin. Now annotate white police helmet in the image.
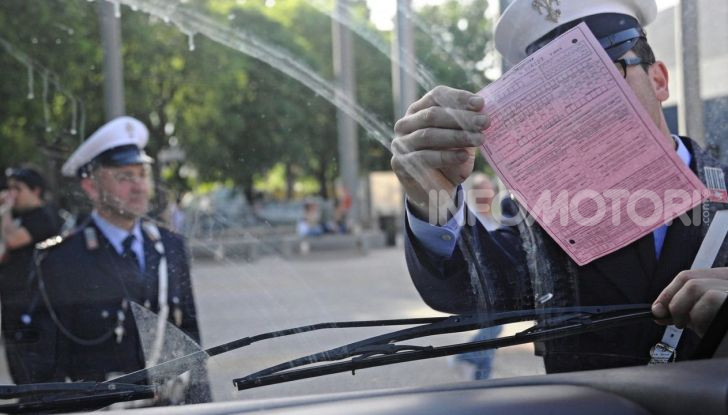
[495,0,657,65]
[61,116,152,178]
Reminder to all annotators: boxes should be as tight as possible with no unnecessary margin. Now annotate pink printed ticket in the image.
[477,23,709,265]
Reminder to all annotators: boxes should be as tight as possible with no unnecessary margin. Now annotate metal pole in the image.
[499,0,513,73]
[392,0,417,119]
[674,0,704,145]
[98,0,126,120]
[391,0,417,234]
[332,0,360,229]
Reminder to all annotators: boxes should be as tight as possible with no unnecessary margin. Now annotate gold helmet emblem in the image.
[532,0,561,23]
[125,122,135,138]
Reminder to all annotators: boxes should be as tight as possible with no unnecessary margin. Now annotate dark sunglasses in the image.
[613,56,654,78]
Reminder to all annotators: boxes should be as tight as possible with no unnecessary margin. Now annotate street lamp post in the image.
[392,0,417,120]
[98,0,126,121]
[332,0,360,229]
[674,0,705,146]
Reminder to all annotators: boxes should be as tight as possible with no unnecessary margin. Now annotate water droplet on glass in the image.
[188,33,195,51]
[31,37,38,44]
[457,18,468,31]
[55,38,62,44]
[26,65,34,100]
[537,293,554,304]
[42,73,51,133]
[70,99,78,135]
[228,13,236,20]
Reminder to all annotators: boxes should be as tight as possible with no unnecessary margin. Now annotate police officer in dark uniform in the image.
[391,0,728,373]
[34,116,209,403]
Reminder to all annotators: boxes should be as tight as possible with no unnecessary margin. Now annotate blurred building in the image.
[647,0,728,163]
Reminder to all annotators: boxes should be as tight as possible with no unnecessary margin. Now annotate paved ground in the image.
[0,245,545,403]
[191,246,545,402]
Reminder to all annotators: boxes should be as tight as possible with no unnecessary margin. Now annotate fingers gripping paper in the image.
[478,23,709,266]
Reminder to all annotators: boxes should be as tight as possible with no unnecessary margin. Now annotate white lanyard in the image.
[649,210,728,364]
[142,222,170,367]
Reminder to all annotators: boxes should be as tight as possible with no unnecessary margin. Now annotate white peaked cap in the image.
[62,116,150,177]
[495,0,657,65]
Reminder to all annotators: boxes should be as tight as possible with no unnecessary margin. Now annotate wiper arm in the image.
[233,304,652,391]
[0,382,155,414]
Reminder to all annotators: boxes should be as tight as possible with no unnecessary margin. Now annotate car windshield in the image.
[0,0,726,410]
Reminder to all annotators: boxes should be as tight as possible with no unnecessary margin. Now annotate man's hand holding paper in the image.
[391,86,489,223]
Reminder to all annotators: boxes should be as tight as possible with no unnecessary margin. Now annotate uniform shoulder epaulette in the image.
[34,221,91,251]
[34,234,65,250]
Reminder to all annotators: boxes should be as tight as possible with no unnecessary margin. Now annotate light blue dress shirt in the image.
[407,135,692,260]
[91,211,146,272]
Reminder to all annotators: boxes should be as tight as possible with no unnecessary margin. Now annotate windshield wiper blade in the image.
[0,382,155,414]
[0,382,153,400]
[109,317,447,385]
[112,305,648,390]
[233,305,652,391]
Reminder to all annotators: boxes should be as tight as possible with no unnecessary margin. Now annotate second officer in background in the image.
[36,116,208,403]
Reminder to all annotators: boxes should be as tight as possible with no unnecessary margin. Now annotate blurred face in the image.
[7,178,42,212]
[473,180,495,205]
[471,178,496,216]
[83,164,151,220]
[304,203,321,222]
[619,51,671,138]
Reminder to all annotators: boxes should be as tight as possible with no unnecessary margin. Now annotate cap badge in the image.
[532,0,561,23]
[125,122,135,138]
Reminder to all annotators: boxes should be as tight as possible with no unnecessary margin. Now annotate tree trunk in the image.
[149,163,166,221]
[285,161,295,200]
[317,158,329,199]
[242,175,254,203]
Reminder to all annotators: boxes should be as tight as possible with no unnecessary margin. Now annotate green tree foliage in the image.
[0,1,105,195]
[414,0,495,173]
[415,0,494,91]
[0,0,492,205]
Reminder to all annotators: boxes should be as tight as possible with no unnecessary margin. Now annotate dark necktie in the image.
[121,234,141,274]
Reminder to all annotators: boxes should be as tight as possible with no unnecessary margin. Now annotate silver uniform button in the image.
[441,234,452,241]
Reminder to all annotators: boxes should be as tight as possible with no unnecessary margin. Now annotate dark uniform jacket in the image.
[34,218,202,383]
[0,205,62,331]
[0,205,62,384]
[404,138,728,373]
